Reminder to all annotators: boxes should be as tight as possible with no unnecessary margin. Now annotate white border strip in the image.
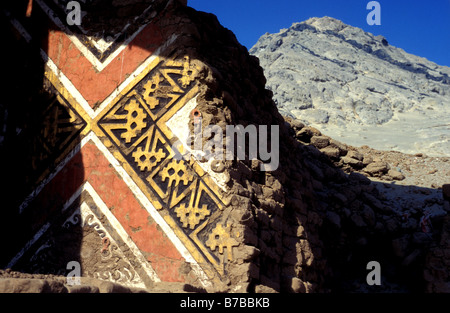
[91,34,179,119]
[5,9,95,119]
[166,96,229,191]
[6,9,180,122]
[18,131,91,213]
[9,181,161,284]
[6,223,50,269]
[83,182,161,283]
[87,133,212,288]
[18,132,211,287]
[3,9,32,43]
[19,31,178,210]
[42,51,95,118]
[41,34,179,120]
[7,7,211,287]
[9,181,83,268]
[36,0,105,71]
[36,0,153,72]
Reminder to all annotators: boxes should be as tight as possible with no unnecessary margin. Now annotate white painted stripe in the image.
[82,182,161,282]
[8,6,212,287]
[6,222,50,269]
[4,11,95,120]
[74,2,156,55]
[90,22,149,71]
[19,31,178,209]
[90,34,179,119]
[6,10,180,122]
[87,133,212,288]
[3,10,32,43]
[77,201,148,288]
[10,181,87,268]
[37,0,155,72]
[18,132,92,214]
[41,50,96,119]
[41,33,179,120]
[36,0,110,71]
[77,201,147,288]
[35,0,106,71]
[18,132,212,287]
[9,181,161,285]
[86,37,114,55]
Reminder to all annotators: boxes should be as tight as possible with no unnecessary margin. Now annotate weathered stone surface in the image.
[363,155,374,166]
[348,172,371,185]
[320,146,340,159]
[341,156,364,168]
[388,169,405,181]
[310,136,330,149]
[255,284,278,293]
[347,150,364,161]
[67,285,100,294]
[364,162,390,175]
[326,211,341,228]
[329,139,348,156]
[0,278,67,293]
[251,16,450,156]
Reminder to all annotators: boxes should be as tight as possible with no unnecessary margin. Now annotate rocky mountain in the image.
[250,17,450,156]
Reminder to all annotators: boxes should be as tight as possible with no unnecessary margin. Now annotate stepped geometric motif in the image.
[5,0,238,287]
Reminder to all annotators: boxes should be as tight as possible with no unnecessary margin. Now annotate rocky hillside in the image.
[250,17,450,157]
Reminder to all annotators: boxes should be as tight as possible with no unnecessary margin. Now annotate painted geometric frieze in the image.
[5,0,239,288]
[93,55,234,279]
[30,84,87,185]
[9,182,158,289]
[36,0,163,72]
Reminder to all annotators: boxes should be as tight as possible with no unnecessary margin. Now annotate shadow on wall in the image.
[0,0,85,276]
[273,120,448,293]
[0,0,169,279]
[0,0,193,287]
[180,8,449,291]
[319,180,446,293]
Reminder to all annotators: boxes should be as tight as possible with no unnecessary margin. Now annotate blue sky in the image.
[188,0,450,67]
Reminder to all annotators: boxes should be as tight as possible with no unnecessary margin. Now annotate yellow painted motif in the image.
[121,99,148,143]
[175,203,210,230]
[160,159,194,187]
[132,146,166,172]
[206,224,239,262]
[43,54,234,285]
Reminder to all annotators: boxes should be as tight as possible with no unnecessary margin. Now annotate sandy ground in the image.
[314,110,450,158]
